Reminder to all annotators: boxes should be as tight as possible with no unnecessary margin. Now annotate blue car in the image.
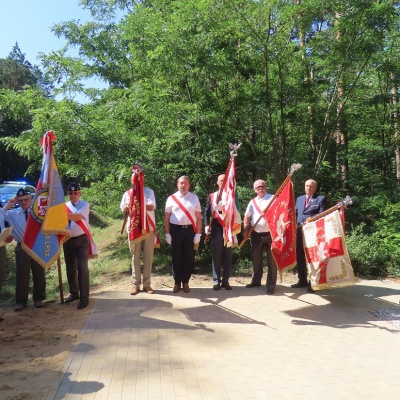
[0,181,36,208]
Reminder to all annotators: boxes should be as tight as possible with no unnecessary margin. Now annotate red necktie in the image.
[305,197,310,208]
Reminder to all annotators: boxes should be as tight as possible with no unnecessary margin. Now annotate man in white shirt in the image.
[120,180,157,295]
[164,176,202,293]
[63,183,92,309]
[243,179,277,295]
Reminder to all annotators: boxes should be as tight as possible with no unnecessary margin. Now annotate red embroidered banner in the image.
[128,167,149,247]
[265,179,296,272]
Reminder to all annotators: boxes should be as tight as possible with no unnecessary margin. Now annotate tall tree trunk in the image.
[391,73,400,181]
[335,12,349,191]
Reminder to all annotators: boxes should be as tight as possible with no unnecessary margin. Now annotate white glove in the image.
[165,234,172,245]
[193,233,201,244]
[205,226,211,235]
[215,201,223,211]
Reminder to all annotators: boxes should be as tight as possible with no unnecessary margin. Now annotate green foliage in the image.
[2,0,400,278]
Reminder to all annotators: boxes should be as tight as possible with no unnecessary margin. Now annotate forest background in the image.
[1,0,400,280]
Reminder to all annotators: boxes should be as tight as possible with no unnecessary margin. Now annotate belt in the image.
[70,234,86,240]
[170,223,192,229]
[253,231,270,237]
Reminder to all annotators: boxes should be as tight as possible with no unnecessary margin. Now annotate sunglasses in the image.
[68,191,81,195]
[255,185,265,190]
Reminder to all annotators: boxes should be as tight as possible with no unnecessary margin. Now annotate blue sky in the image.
[0,1,118,100]
[0,1,93,64]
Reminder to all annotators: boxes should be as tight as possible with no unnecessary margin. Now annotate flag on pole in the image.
[22,131,71,269]
[302,209,355,290]
[220,157,241,247]
[265,178,296,272]
[127,166,160,250]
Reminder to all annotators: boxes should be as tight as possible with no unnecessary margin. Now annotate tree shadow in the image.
[283,283,400,333]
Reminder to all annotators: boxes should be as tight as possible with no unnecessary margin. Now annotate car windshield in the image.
[0,185,19,194]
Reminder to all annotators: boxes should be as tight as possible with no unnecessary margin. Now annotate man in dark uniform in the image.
[292,179,327,288]
[204,174,233,290]
[1,188,46,311]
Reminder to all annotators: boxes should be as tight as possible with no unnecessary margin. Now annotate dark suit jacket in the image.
[296,194,327,225]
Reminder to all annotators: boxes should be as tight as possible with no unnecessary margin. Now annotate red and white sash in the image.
[171,194,197,231]
[252,198,266,222]
[66,205,97,258]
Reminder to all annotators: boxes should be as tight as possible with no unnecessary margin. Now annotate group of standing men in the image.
[120,172,327,296]
[0,173,327,319]
[0,182,94,318]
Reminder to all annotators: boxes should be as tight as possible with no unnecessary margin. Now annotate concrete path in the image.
[50,280,400,400]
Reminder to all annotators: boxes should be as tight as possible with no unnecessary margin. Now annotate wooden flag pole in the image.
[57,257,64,304]
[238,163,302,249]
[301,196,353,225]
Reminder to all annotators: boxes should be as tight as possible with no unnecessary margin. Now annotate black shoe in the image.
[221,282,232,290]
[245,282,261,288]
[14,303,26,311]
[34,300,44,308]
[213,283,221,290]
[77,299,89,310]
[0,316,4,322]
[291,282,308,288]
[65,294,80,304]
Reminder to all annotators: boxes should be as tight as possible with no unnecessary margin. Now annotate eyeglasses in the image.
[255,185,265,190]
[68,191,81,195]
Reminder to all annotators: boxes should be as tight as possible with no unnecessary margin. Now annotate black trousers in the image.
[15,244,46,304]
[210,219,232,284]
[63,235,90,300]
[250,231,277,291]
[296,229,308,284]
[170,224,195,285]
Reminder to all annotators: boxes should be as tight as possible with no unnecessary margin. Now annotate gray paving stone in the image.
[49,280,400,400]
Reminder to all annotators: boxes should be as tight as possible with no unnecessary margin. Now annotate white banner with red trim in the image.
[302,209,355,290]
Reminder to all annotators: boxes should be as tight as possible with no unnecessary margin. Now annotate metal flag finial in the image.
[289,163,302,173]
[132,161,144,174]
[229,143,242,157]
[342,195,353,206]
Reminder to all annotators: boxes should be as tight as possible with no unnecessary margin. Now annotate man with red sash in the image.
[243,179,277,295]
[164,176,202,293]
[204,174,233,290]
[63,182,97,309]
[120,171,158,295]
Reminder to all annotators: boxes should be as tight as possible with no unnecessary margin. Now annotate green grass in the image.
[0,211,254,305]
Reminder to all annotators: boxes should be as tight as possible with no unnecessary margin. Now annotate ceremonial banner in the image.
[220,157,241,247]
[128,167,149,250]
[302,209,355,290]
[265,179,296,272]
[22,131,71,269]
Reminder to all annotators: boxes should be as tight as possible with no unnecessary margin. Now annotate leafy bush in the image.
[346,223,400,278]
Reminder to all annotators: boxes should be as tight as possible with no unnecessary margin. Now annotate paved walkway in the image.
[49,280,400,400]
